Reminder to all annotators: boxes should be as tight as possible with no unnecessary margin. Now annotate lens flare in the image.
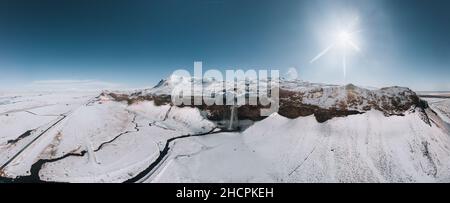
[310,19,361,82]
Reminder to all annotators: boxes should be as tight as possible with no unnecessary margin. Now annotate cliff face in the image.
[105,77,429,124]
[277,83,427,123]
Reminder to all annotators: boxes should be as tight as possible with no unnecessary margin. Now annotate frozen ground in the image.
[0,91,97,174]
[152,109,450,183]
[0,90,450,183]
[0,92,216,182]
[423,97,450,124]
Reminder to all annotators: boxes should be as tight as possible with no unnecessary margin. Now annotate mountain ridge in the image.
[104,76,431,125]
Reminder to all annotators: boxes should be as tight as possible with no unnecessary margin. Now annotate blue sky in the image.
[0,0,449,91]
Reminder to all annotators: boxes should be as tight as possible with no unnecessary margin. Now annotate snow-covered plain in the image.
[423,97,450,124]
[1,88,450,183]
[0,91,216,182]
[0,92,97,176]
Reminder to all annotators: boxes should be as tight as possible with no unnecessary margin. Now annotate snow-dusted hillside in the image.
[152,110,450,183]
[1,79,449,183]
[120,76,428,123]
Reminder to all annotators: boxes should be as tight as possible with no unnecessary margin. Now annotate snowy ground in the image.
[1,91,450,183]
[152,109,450,183]
[0,92,215,182]
[0,91,97,174]
[423,97,450,124]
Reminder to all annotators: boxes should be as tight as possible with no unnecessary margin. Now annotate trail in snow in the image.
[94,111,139,152]
[0,114,68,172]
[0,96,99,181]
[124,127,225,183]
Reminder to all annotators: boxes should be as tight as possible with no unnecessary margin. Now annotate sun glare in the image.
[337,30,351,45]
[310,17,362,82]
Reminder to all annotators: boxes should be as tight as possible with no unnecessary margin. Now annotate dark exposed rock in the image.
[105,82,429,123]
[105,92,171,106]
[314,108,363,123]
[277,89,364,122]
[107,92,134,105]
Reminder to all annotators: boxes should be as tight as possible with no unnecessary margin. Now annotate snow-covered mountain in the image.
[112,76,430,124]
[1,77,449,183]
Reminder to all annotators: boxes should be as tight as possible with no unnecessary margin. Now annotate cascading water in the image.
[226,90,239,131]
[228,105,237,131]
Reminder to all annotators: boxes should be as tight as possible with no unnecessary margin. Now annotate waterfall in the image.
[228,105,236,130]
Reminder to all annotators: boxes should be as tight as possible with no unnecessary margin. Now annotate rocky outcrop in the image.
[276,84,427,122]
[105,79,430,123]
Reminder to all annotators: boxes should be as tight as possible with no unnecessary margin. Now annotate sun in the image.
[337,30,352,45]
[336,30,360,52]
[310,23,362,82]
